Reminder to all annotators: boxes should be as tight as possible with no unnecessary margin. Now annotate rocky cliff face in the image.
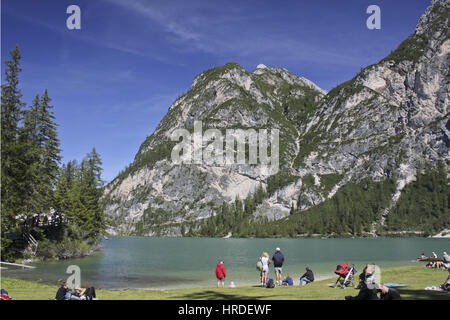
[103,0,449,236]
[103,62,326,235]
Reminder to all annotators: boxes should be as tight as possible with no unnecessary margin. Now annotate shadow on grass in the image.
[171,290,267,300]
[398,288,450,300]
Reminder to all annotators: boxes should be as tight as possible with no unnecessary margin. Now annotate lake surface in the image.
[2,237,448,290]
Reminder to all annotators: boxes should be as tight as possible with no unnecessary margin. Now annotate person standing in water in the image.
[215,260,226,288]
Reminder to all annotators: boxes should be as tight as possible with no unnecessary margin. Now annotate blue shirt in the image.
[283,277,293,286]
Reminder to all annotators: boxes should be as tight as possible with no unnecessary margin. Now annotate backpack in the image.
[267,278,275,288]
[256,260,263,271]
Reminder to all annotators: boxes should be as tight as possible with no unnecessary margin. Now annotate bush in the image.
[36,238,92,260]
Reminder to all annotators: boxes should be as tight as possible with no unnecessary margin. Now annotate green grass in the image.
[1,266,449,300]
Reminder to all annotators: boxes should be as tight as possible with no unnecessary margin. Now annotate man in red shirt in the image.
[215,260,226,288]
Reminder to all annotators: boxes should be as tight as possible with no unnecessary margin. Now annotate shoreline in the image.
[0,272,336,291]
[106,233,449,239]
[0,261,429,291]
[2,265,449,300]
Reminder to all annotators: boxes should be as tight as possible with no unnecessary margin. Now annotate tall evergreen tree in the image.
[37,90,61,209]
[17,90,61,216]
[19,94,42,214]
[77,149,105,238]
[54,161,77,216]
[1,45,27,260]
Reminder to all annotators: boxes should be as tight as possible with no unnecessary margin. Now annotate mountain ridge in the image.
[103,0,449,237]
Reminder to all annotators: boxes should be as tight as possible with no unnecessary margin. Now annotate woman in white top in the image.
[260,252,271,287]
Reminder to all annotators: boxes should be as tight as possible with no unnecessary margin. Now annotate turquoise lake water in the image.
[2,236,448,289]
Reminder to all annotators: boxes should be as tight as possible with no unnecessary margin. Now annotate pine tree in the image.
[19,94,43,214]
[54,151,105,241]
[16,89,61,216]
[1,45,27,260]
[38,90,61,209]
[78,148,105,238]
[54,161,77,216]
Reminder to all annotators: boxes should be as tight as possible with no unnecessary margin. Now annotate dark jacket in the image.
[346,283,378,300]
[380,287,401,300]
[301,269,314,282]
[55,286,68,300]
[272,252,284,267]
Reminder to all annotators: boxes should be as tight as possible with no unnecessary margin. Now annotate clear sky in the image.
[1,0,430,183]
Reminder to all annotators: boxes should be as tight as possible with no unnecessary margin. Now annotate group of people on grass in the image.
[215,249,450,299]
[345,264,401,300]
[345,264,449,299]
[420,251,450,269]
[257,248,315,287]
[215,247,315,288]
[55,281,97,300]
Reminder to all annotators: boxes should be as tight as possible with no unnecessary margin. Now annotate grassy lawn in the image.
[1,266,449,300]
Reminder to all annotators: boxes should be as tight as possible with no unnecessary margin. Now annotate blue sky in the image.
[1,0,430,183]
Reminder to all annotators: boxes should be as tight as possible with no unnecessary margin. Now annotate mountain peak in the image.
[190,62,244,89]
[256,63,268,69]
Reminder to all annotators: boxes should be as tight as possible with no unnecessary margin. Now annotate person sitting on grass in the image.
[345,281,379,300]
[378,284,401,300]
[428,252,440,268]
[55,281,69,300]
[215,260,226,288]
[439,267,450,292]
[299,267,314,286]
[358,264,376,288]
[282,275,294,286]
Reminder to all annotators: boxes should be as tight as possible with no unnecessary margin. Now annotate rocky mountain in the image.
[103,0,449,237]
